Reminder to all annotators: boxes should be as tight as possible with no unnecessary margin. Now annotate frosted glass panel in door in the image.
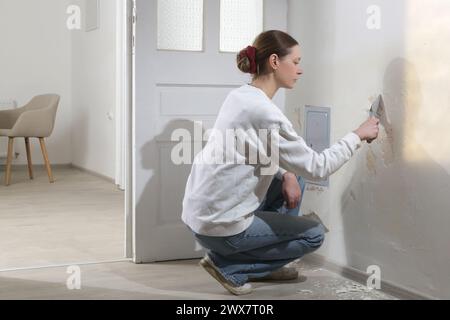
[220,0,263,52]
[157,0,204,51]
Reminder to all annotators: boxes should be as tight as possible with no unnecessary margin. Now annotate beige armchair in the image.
[0,94,60,186]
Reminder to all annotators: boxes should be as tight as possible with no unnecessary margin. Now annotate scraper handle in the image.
[367,116,380,144]
[366,115,379,144]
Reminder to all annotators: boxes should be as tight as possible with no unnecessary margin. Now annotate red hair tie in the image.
[239,46,257,74]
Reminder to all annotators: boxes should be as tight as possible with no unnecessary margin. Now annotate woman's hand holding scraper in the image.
[354,117,380,142]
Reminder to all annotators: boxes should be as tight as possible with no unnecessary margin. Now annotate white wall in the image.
[287,0,450,298]
[0,0,117,180]
[70,0,117,179]
[0,0,72,164]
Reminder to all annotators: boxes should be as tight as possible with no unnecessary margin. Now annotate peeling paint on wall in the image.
[366,148,377,175]
[379,129,395,167]
[289,0,450,298]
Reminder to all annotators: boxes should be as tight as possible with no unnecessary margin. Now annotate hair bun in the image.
[236,52,252,74]
[236,46,257,74]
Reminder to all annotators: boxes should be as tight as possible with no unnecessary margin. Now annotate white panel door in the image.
[133,0,288,262]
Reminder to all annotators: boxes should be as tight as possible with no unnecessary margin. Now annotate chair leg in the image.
[39,138,54,183]
[25,137,34,180]
[5,137,14,186]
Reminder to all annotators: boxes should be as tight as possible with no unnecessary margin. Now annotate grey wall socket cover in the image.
[304,105,331,187]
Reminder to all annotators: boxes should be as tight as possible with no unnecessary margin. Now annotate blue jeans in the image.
[193,175,326,286]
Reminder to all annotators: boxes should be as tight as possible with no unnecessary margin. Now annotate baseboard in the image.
[0,164,72,170]
[70,164,115,184]
[303,253,435,300]
[0,163,116,185]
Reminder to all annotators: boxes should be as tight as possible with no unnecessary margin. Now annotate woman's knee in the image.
[303,224,326,249]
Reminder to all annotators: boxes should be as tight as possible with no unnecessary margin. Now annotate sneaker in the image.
[199,254,253,296]
[249,267,299,282]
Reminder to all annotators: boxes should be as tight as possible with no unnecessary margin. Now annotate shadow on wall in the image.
[341,57,450,298]
[136,119,207,261]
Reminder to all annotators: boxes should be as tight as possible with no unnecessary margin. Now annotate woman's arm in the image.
[269,122,363,181]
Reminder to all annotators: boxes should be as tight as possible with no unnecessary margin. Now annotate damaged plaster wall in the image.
[287,0,450,298]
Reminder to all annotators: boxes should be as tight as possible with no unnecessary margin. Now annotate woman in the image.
[181,30,379,295]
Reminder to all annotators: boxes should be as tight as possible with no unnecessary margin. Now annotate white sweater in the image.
[181,84,362,237]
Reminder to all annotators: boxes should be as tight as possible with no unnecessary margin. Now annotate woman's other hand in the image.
[282,172,302,209]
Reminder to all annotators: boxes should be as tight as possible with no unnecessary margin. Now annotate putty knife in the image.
[367,94,385,144]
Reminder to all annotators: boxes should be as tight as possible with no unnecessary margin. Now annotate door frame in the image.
[116,0,134,259]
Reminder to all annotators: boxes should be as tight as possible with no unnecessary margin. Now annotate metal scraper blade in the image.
[370,94,385,119]
[367,94,385,144]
